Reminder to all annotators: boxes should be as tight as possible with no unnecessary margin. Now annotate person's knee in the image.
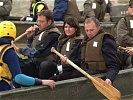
[40,61,52,71]
[40,61,58,74]
[39,61,57,79]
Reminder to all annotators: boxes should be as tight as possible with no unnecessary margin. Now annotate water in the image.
[11,0,128,17]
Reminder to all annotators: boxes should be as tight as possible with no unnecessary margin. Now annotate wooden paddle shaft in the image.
[14,32,28,42]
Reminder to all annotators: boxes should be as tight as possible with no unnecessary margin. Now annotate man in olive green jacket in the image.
[0,0,12,20]
[116,0,133,68]
[82,0,111,22]
[116,0,133,47]
[80,0,95,22]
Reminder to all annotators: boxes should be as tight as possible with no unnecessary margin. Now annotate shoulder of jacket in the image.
[74,35,84,40]
[0,44,12,59]
[103,33,115,40]
[117,17,126,24]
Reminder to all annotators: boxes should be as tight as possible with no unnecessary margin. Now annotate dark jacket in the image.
[102,34,119,82]
[57,35,83,72]
[0,38,45,91]
[82,30,119,82]
[19,24,60,61]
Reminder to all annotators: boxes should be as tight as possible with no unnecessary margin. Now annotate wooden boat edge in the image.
[0,68,132,99]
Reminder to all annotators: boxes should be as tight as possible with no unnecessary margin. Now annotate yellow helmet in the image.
[0,21,16,40]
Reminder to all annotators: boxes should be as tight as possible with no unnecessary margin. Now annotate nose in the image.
[37,22,40,26]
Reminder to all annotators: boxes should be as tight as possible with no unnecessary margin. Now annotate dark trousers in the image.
[49,70,83,81]
[117,51,132,69]
[39,61,58,79]
[20,59,39,78]
[0,80,10,91]
[39,61,84,81]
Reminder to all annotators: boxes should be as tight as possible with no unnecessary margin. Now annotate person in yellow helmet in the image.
[0,21,55,91]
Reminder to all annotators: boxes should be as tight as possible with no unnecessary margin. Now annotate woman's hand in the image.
[60,55,68,64]
[42,80,55,89]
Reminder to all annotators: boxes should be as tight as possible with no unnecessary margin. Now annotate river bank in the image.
[10,0,83,17]
[10,0,128,17]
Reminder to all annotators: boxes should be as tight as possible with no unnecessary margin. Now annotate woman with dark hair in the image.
[39,16,84,81]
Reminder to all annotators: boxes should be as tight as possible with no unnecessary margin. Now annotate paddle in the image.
[14,32,28,42]
[118,46,127,51]
[51,47,121,100]
[13,25,38,42]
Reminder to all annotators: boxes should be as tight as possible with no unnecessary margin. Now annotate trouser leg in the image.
[0,80,11,91]
[50,70,84,82]
[39,61,57,79]
[20,60,39,78]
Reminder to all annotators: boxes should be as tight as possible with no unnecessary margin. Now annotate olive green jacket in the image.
[81,0,95,21]
[0,0,12,20]
[82,0,111,22]
[116,15,133,47]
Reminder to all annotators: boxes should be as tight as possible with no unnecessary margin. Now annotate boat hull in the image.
[0,68,133,100]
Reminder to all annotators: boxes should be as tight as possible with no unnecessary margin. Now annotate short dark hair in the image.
[129,0,133,6]
[37,10,54,23]
[63,16,80,36]
[84,17,100,28]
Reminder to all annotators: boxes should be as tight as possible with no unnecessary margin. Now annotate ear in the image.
[48,20,52,26]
